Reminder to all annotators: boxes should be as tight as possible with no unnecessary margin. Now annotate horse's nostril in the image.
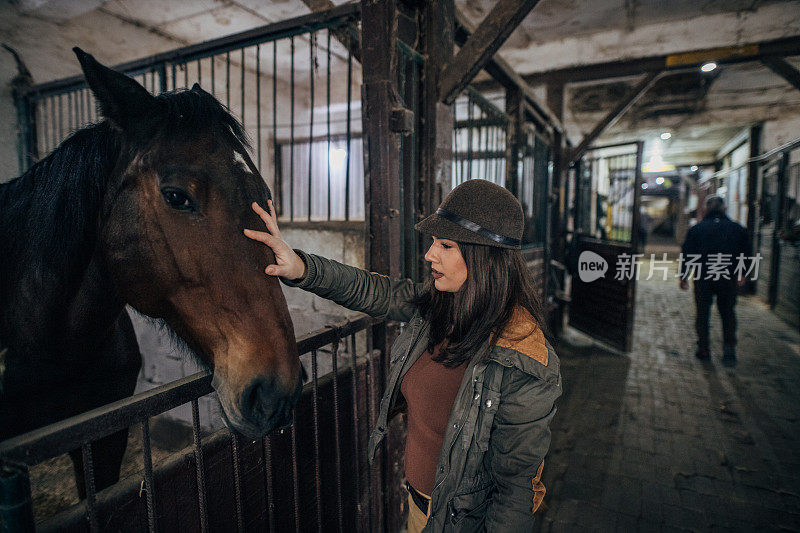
[240,376,293,430]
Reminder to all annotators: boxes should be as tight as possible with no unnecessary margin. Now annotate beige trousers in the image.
[406,489,431,533]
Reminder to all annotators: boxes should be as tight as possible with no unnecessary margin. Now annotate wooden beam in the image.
[418,0,455,280]
[439,0,540,105]
[452,6,562,133]
[569,71,661,163]
[518,35,800,85]
[762,56,800,92]
[299,0,362,62]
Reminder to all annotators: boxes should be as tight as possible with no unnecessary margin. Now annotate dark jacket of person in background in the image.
[680,212,751,279]
[680,204,751,360]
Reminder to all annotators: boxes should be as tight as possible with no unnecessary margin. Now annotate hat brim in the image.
[414,212,520,249]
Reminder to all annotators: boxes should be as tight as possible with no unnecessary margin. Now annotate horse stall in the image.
[1,2,564,532]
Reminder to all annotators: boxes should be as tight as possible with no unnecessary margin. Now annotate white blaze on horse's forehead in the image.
[234,151,253,174]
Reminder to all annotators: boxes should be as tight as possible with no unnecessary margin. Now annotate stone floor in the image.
[536,256,800,532]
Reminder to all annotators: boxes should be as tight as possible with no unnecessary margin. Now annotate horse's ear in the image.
[73,47,162,138]
[191,82,209,95]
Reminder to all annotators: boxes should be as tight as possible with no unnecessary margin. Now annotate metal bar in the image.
[311,349,323,532]
[467,93,474,181]
[330,337,344,532]
[197,59,202,85]
[81,443,99,532]
[327,29,332,221]
[440,0,540,105]
[262,436,276,532]
[291,424,300,533]
[241,48,246,126]
[230,431,244,532]
[58,93,63,141]
[171,63,176,91]
[184,62,189,90]
[24,4,362,98]
[273,41,280,216]
[141,419,157,533]
[570,71,662,163]
[210,56,215,96]
[192,399,209,533]
[1,316,374,464]
[349,332,361,528]
[345,44,352,221]
[750,136,800,164]
[256,45,261,171]
[309,33,315,222]
[226,52,231,108]
[290,35,295,222]
[0,373,213,465]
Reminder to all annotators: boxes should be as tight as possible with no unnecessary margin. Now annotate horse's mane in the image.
[0,86,250,344]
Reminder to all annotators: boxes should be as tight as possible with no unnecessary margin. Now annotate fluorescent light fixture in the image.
[660,132,671,140]
[701,61,717,72]
[690,165,698,172]
[656,176,665,185]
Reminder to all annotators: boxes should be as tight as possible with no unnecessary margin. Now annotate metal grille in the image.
[452,87,508,186]
[0,315,381,532]
[576,146,641,243]
[19,6,363,223]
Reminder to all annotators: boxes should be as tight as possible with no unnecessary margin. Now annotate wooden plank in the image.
[569,71,661,163]
[453,7,562,134]
[440,0,540,105]
[519,35,800,85]
[762,56,800,92]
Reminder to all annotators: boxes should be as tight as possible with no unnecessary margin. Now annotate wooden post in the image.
[745,124,762,294]
[418,0,455,280]
[360,1,402,531]
[505,86,523,196]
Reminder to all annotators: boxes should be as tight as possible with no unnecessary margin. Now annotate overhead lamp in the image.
[641,183,649,190]
[660,132,671,140]
[700,61,717,72]
[656,176,665,185]
[690,165,698,172]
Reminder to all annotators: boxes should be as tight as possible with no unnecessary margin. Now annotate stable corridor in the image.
[537,257,800,532]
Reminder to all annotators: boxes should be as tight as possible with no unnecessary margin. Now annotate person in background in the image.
[245,179,562,532]
[679,195,751,367]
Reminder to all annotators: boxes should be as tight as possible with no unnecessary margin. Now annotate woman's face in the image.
[424,236,468,292]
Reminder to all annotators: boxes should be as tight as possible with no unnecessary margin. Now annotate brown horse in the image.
[0,49,300,497]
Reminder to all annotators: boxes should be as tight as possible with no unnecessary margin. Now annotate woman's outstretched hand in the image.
[244,199,307,281]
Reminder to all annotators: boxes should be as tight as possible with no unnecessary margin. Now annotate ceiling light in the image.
[656,176,665,185]
[660,132,671,140]
[690,165,698,172]
[641,183,648,190]
[700,61,717,72]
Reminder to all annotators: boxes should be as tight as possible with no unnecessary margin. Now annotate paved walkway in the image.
[537,257,800,532]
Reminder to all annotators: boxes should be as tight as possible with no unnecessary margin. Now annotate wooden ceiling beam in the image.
[439,0,540,105]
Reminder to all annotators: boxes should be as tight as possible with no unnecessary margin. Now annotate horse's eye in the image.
[161,187,196,212]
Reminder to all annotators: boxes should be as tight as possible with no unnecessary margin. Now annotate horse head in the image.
[75,49,301,438]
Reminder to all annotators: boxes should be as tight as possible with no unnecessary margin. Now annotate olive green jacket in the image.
[283,251,562,532]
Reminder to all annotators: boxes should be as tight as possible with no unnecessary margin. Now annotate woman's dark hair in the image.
[412,241,548,368]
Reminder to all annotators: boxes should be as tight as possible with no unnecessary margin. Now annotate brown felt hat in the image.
[414,179,523,249]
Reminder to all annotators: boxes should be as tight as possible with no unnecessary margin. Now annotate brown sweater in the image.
[400,340,467,495]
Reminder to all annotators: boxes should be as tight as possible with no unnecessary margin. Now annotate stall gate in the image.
[568,142,644,352]
[452,88,551,297]
[755,141,800,331]
[3,6,409,532]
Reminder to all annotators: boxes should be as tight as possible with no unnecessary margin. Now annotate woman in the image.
[244,179,562,532]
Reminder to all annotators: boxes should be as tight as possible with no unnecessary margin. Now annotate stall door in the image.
[569,142,644,352]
